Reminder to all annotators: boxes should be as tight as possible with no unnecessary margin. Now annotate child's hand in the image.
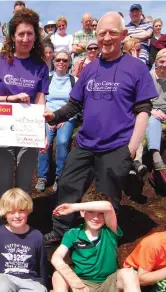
[53,203,73,216]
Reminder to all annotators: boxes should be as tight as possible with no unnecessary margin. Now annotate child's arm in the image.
[53,201,117,233]
[138,266,166,286]
[51,244,89,292]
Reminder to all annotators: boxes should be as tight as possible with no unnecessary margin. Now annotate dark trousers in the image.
[53,144,132,236]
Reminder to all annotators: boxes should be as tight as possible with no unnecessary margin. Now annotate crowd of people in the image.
[0,1,166,292]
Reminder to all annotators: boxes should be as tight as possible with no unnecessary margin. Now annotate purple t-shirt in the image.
[70,54,158,152]
[0,56,49,103]
[0,225,48,286]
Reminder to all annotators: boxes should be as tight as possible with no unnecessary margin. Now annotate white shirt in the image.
[51,33,73,52]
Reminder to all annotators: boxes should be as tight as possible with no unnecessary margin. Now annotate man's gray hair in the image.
[97,11,126,32]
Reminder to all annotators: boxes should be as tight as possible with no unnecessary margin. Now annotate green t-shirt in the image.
[61,224,123,283]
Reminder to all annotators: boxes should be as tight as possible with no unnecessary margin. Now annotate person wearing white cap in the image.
[146,48,166,170]
[44,20,57,40]
[50,16,73,53]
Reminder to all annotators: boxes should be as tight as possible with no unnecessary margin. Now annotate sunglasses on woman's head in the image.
[55,58,69,63]
[87,47,98,51]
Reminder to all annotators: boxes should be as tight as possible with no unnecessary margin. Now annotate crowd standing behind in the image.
[0,2,166,292]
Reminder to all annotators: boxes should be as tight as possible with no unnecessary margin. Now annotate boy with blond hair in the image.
[0,188,48,292]
[51,192,141,292]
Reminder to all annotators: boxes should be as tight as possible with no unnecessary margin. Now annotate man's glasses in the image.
[92,24,97,27]
[55,58,68,63]
[87,47,98,51]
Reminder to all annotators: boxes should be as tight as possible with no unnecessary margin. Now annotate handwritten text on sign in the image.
[0,103,45,148]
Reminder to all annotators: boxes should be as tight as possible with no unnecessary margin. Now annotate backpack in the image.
[49,74,75,88]
[149,168,166,193]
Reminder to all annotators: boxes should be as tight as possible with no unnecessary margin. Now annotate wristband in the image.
[6,96,9,102]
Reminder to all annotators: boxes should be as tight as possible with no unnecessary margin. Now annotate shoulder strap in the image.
[49,74,53,83]
[69,74,75,88]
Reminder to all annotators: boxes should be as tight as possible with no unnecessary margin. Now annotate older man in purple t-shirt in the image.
[44,11,157,245]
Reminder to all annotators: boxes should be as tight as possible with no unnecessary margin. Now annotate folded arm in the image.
[138,267,166,286]
[129,29,153,41]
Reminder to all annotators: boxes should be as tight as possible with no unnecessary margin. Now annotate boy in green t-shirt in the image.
[51,192,141,292]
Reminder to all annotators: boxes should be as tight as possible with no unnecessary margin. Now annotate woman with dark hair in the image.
[0,8,49,196]
[43,40,54,76]
[91,18,98,31]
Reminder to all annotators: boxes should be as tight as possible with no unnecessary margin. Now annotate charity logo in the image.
[87,79,120,92]
[4,74,35,88]
[2,243,32,274]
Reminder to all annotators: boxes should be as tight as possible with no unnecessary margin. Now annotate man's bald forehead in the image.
[97,11,125,32]
[82,13,92,21]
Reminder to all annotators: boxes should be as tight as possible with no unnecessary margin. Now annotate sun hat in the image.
[44,21,56,33]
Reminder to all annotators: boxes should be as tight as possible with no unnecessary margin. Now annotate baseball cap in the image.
[156,48,166,60]
[86,40,98,50]
[130,4,142,11]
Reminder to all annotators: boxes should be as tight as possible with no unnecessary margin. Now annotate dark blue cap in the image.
[130,4,142,11]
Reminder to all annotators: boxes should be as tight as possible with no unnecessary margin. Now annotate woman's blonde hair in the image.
[0,188,33,217]
[123,38,140,55]
[56,16,68,27]
[153,18,163,27]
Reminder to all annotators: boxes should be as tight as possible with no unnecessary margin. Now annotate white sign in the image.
[0,103,45,148]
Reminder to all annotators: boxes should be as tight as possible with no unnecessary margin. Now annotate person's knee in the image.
[0,275,13,292]
[57,136,69,148]
[148,116,161,128]
[52,271,68,291]
[117,268,137,287]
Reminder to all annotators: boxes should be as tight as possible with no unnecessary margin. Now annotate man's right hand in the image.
[43,109,55,122]
[151,109,166,121]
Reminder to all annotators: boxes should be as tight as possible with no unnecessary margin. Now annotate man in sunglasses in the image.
[44,11,158,246]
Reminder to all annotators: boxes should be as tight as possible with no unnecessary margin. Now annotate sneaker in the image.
[44,230,61,246]
[35,178,47,192]
[133,160,147,177]
[52,177,59,192]
[154,161,166,170]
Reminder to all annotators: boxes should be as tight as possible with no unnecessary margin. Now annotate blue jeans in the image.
[38,119,76,178]
[146,115,165,151]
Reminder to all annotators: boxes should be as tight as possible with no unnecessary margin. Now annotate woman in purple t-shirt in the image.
[0,9,49,196]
